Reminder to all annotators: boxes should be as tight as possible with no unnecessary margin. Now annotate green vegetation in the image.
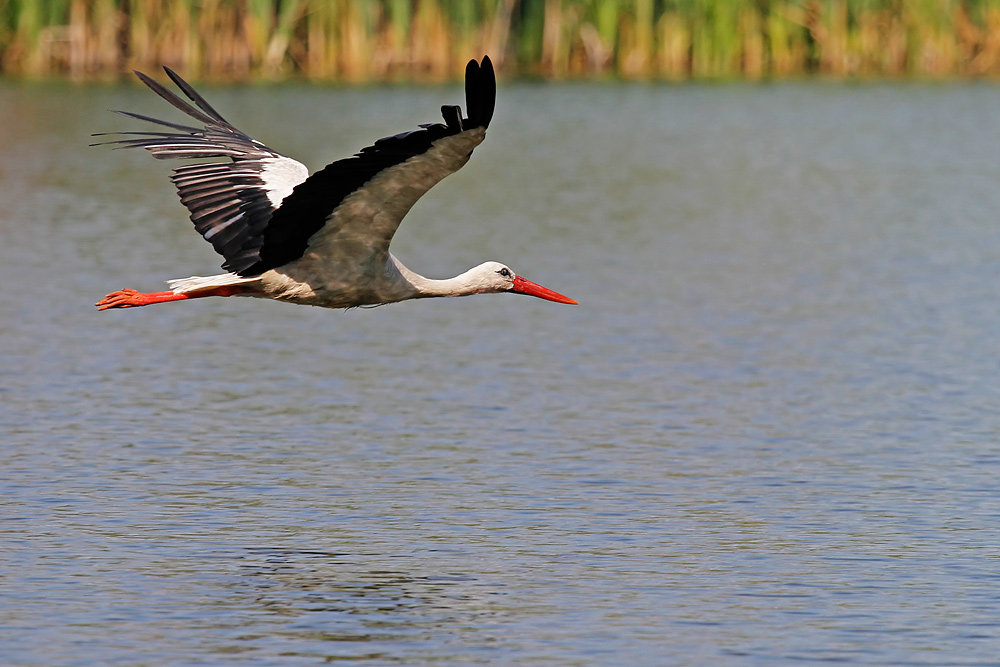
[3,0,1000,80]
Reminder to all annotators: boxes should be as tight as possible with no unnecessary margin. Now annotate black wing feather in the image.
[162,66,231,125]
[131,70,223,128]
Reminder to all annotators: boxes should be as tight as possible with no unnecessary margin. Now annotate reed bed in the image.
[4,0,1000,80]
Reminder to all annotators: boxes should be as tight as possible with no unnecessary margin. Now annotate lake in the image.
[2,77,1000,665]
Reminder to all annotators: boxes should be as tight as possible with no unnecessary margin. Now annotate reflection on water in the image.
[232,550,498,661]
[3,79,1000,664]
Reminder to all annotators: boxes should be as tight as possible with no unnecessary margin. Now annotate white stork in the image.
[95,56,576,311]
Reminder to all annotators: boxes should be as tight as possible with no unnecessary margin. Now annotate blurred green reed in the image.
[3,0,1000,80]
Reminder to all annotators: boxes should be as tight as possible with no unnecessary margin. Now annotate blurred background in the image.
[6,0,1000,81]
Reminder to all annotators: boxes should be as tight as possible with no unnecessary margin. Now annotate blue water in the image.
[2,79,1000,664]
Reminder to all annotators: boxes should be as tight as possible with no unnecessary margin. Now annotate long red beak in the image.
[511,275,578,305]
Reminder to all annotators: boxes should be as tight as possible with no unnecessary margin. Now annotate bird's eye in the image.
[497,268,511,278]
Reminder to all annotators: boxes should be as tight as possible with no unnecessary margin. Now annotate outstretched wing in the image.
[92,68,309,269]
[231,55,497,277]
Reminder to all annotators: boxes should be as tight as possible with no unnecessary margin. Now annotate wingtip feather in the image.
[463,55,496,129]
[480,55,496,128]
[464,59,480,126]
[132,70,155,87]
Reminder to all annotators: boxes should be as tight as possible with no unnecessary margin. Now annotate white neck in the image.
[389,255,490,299]
[404,268,486,298]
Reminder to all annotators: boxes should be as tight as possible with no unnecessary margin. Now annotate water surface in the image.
[2,79,1000,664]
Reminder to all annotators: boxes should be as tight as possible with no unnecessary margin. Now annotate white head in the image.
[465,261,577,304]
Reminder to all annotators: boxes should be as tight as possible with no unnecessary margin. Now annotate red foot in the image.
[95,288,190,310]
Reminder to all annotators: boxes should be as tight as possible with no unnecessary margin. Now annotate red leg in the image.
[95,285,252,310]
[95,289,190,310]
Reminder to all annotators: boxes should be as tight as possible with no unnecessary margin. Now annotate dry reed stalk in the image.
[657,12,690,79]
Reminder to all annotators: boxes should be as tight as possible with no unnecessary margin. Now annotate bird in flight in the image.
[95,56,576,311]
